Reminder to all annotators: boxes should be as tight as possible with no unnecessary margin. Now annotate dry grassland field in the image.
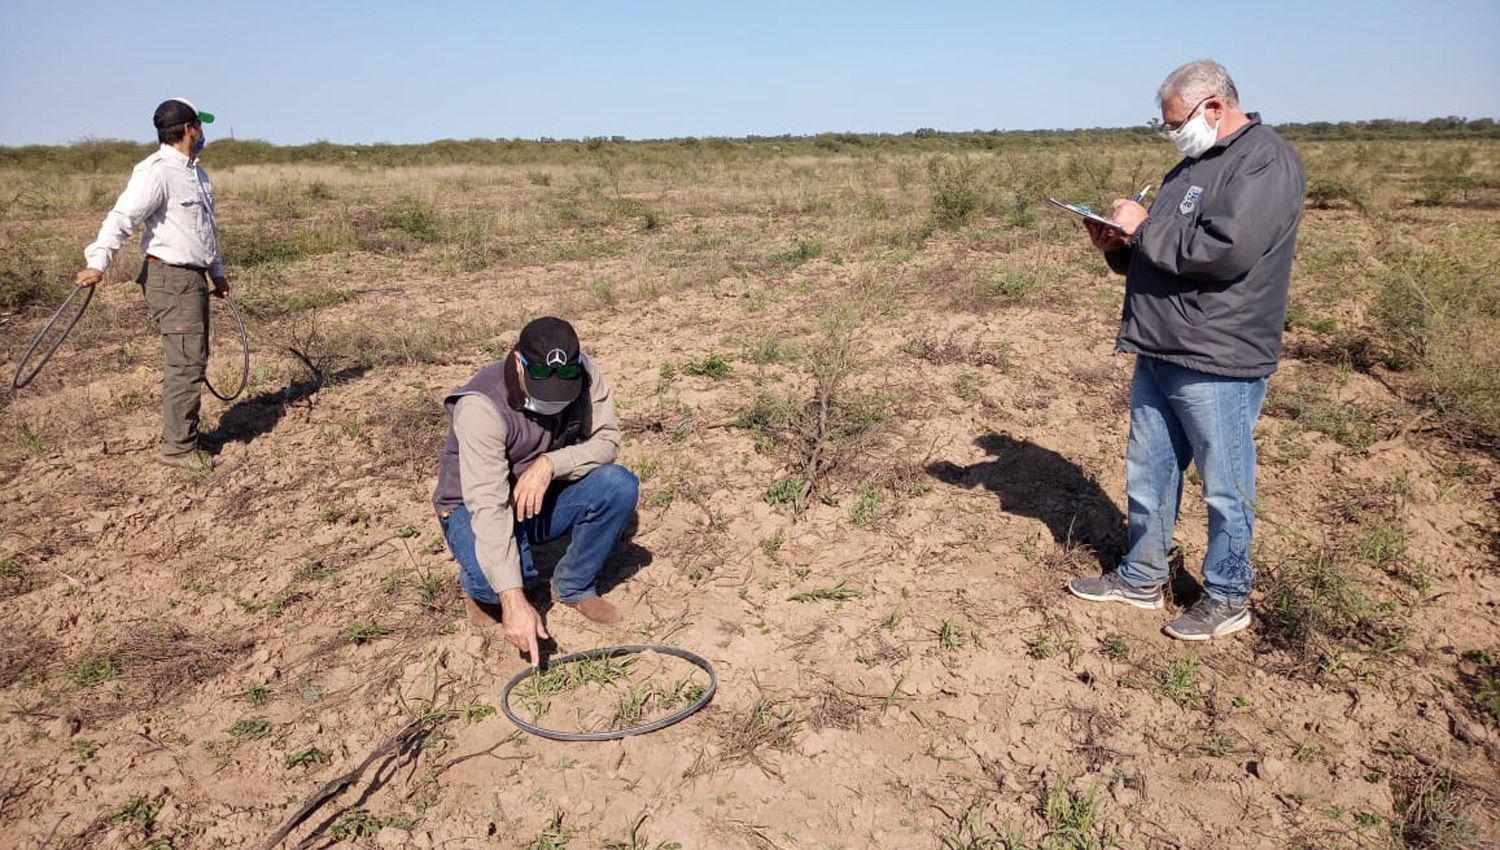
[1,127,1499,850]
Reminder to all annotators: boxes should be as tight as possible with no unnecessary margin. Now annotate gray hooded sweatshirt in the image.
[1107,114,1306,378]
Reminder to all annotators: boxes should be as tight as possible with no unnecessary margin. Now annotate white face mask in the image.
[1163,102,1219,158]
[522,395,571,416]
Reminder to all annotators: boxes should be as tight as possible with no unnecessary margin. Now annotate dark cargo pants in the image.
[139,263,209,457]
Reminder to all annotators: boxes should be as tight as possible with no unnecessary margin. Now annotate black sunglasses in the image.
[520,353,583,381]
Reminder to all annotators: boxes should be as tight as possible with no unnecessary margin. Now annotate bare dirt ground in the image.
[2,147,1498,849]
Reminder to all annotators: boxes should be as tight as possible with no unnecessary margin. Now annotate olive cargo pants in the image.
[139,263,209,457]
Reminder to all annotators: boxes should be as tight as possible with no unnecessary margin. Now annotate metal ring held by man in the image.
[12,284,95,390]
[204,296,250,402]
[500,645,718,742]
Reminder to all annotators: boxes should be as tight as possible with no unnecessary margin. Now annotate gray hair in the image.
[1157,60,1240,107]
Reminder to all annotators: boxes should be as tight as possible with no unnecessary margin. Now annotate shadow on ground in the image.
[926,432,1126,570]
[204,365,370,449]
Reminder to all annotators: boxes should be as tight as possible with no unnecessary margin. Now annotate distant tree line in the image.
[2,117,1495,175]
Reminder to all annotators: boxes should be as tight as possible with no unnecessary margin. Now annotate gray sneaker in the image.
[1164,596,1250,641]
[1067,572,1164,610]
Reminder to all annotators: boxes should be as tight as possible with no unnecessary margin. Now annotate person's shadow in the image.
[525,513,654,602]
[202,365,370,450]
[927,433,1126,572]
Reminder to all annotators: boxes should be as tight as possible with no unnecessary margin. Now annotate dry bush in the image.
[0,626,58,689]
[1391,767,1481,850]
[702,696,800,777]
[65,621,254,721]
[371,391,447,473]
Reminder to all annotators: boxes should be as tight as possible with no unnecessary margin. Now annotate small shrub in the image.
[927,155,985,229]
[1306,175,1369,212]
[382,196,442,241]
[681,352,732,379]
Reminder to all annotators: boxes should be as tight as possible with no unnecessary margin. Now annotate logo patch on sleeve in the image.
[1180,185,1204,215]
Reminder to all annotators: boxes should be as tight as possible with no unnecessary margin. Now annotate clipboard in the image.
[1046,197,1125,232]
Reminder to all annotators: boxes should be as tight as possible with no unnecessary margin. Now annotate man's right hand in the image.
[499,587,550,666]
[1083,220,1130,253]
[75,268,104,287]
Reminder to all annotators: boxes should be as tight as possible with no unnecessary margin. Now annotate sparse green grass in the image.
[1457,649,1500,725]
[612,676,706,726]
[346,622,393,645]
[0,557,34,599]
[512,655,634,719]
[1155,656,1208,709]
[764,475,808,507]
[329,807,382,842]
[69,654,118,688]
[465,702,498,724]
[603,811,682,850]
[284,746,330,769]
[788,581,863,602]
[1027,629,1082,668]
[244,680,271,707]
[225,717,273,741]
[527,811,574,850]
[111,795,162,835]
[69,739,99,762]
[1265,377,1386,451]
[1100,632,1129,661]
[681,352,732,379]
[938,618,968,652]
[849,486,881,526]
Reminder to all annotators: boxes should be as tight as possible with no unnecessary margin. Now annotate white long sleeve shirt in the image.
[84,144,224,277]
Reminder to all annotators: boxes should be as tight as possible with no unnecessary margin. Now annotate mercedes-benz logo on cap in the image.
[545,348,569,367]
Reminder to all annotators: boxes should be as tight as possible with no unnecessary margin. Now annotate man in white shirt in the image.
[75,98,229,470]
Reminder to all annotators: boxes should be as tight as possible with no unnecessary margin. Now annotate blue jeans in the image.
[440,463,639,604]
[1116,357,1268,604]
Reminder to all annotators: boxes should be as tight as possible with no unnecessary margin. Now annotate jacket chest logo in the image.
[1180,185,1204,215]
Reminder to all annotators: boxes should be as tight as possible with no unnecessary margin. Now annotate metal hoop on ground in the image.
[204,296,249,402]
[500,645,718,742]
[11,285,95,390]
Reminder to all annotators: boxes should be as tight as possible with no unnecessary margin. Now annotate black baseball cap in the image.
[516,317,583,404]
[153,97,214,129]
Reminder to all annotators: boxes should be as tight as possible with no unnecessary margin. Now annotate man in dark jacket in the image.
[434,317,638,664]
[1067,60,1306,640]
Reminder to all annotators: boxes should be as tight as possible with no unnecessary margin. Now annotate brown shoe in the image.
[157,450,213,471]
[465,595,504,628]
[564,596,622,625]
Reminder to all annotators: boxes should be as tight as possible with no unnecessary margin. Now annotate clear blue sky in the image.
[2,0,1497,146]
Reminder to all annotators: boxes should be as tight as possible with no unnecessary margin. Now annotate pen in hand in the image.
[1133,185,1152,204]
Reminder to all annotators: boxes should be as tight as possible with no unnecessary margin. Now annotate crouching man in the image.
[433,317,638,664]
